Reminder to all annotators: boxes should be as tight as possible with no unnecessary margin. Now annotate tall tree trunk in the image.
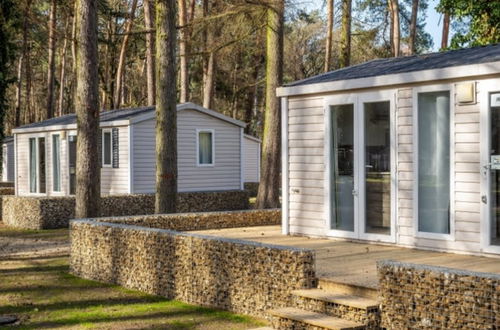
[338,0,351,68]
[46,0,57,119]
[155,0,178,213]
[14,55,23,127]
[202,0,215,109]
[57,17,70,117]
[75,0,100,218]
[389,0,400,57]
[178,0,189,103]
[441,12,450,49]
[256,0,283,209]
[409,0,419,55]
[244,57,261,135]
[113,0,139,109]
[324,0,334,72]
[144,0,156,106]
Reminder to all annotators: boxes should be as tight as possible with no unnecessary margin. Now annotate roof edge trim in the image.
[277,61,500,97]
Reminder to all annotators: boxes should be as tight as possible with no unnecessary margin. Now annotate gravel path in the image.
[0,233,69,259]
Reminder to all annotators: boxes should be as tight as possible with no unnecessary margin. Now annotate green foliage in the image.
[438,0,500,48]
[355,0,433,54]
[0,0,21,141]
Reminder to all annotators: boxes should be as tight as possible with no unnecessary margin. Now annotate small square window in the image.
[197,130,214,166]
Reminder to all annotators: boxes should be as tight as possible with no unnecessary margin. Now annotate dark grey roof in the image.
[2,136,13,144]
[16,106,155,130]
[286,43,500,87]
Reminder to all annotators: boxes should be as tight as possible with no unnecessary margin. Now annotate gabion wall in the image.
[2,190,249,229]
[378,260,500,329]
[92,208,281,231]
[70,220,316,317]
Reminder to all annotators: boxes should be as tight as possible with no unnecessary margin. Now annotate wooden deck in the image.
[190,225,500,289]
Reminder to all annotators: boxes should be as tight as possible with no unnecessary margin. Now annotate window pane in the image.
[52,135,60,192]
[330,104,354,231]
[103,132,111,165]
[69,135,77,195]
[29,138,37,193]
[418,91,450,234]
[199,132,213,164]
[364,101,391,235]
[38,138,46,194]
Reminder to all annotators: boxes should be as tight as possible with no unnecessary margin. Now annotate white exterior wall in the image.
[243,136,260,183]
[101,127,129,195]
[15,126,129,197]
[2,141,14,182]
[287,96,326,237]
[285,78,492,256]
[132,109,242,193]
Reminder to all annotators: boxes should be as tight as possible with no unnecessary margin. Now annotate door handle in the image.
[482,195,487,204]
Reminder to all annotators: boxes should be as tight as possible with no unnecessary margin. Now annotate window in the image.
[52,134,61,192]
[29,137,46,194]
[102,129,112,166]
[197,130,214,166]
[417,91,451,234]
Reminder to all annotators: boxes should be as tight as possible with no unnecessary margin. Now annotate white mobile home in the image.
[243,134,261,183]
[2,136,14,182]
[12,102,258,196]
[278,44,500,256]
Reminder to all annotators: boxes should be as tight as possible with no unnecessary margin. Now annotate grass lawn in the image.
[0,226,266,329]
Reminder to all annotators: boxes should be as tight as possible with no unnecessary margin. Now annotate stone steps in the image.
[269,307,365,330]
[265,278,381,329]
[292,289,379,310]
[291,289,380,328]
[317,278,378,300]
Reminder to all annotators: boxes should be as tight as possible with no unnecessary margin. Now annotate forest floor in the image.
[0,224,265,329]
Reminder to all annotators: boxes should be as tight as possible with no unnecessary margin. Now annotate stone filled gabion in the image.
[93,209,281,231]
[377,260,500,329]
[70,220,316,318]
[1,190,249,229]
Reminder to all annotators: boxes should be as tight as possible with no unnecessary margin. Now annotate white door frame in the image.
[358,90,397,243]
[480,78,500,254]
[324,90,396,243]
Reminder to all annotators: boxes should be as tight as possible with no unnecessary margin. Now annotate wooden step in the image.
[317,278,378,300]
[269,307,365,330]
[292,289,379,310]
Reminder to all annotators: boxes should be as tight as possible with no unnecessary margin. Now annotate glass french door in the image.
[487,92,500,248]
[327,92,395,242]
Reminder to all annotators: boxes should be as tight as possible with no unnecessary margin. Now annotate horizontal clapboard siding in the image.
[101,126,129,195]
[243,136,260,182]
[132,109,241,193]
[288,96,325,233]
[16,127,129,197]
[397,83,482,253]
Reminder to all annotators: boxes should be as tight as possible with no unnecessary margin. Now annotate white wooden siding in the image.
[16,126,128,196]
[2,141,14,182]
[287,96,325,236]
[101,127,129,194]
[243,136,260,182]
[286,79,488,256]
[132,109,242,193]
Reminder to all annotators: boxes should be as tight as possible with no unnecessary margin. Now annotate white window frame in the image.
[412,84,455,241]
[480,78,500,254]
[51,133,62,193]
[324,90,397,244]
[28,134,47,196]
[102,128,113,167]
[67,131,77,196]
[196,129,215,167]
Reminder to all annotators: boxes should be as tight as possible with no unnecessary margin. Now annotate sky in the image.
[296,0,446,52]
[424,0,444,51]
